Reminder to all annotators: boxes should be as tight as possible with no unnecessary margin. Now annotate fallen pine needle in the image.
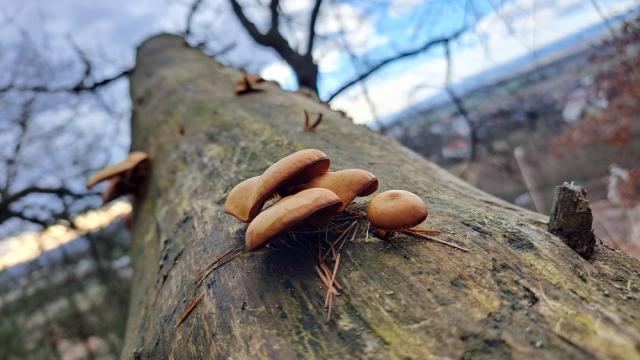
[322,221,357,261]
[175,292,204,328]
[407,227,441,235]
[335,224,358,257]
[314,266,338,295]
[196,246,243,285]
[319,262,343,290]
[402,231,470,252]
[325,254,341,322]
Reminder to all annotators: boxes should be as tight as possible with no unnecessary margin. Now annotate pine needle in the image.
[402,231,469,252]
[196,246,243,285]
[175,292,204,328]
[407,227,441,235]
[325,254,341,322]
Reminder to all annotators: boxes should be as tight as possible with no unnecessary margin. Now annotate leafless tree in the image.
[184,0,467,98]
[0,25,130,237]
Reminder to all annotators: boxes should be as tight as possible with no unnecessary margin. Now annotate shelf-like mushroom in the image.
[367,190,428,239]
[86,151,150,204]
[245,188,342,250]
[297,169,378,212]
[224,149,330,222]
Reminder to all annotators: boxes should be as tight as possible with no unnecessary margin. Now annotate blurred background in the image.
[0,0,638,358]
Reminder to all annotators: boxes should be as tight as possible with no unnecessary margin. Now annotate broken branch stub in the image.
[548,182,596,258]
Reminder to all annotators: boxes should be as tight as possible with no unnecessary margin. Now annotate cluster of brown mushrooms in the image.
[224,148,452,250]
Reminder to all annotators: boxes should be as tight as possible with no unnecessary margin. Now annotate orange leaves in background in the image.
[549,16,640,158]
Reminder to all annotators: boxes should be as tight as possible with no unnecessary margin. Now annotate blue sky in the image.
[0,0,637,126]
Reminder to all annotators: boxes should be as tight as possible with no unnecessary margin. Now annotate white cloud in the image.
[260,60,297,90]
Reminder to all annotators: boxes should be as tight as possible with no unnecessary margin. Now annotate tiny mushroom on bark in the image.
[86,151,150,204]
[245,188,343,251]
[234,74,265,95]
[298,169,378,212]
[224,149,330,222]
[367,190,428,239]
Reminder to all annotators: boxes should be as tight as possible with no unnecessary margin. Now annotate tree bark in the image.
[122,34,640,360]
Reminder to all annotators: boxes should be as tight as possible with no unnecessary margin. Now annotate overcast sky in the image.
[0,0,637,125]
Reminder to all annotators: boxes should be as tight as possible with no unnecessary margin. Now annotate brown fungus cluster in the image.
[184,149,464,326]
[86,151,151,204]
[224,148,446,251]
[86,151,151,229]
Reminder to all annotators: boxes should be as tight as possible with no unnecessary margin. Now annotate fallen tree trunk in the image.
[122,34,640,359]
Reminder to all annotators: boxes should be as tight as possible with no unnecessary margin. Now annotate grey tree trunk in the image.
[122,34,640,360]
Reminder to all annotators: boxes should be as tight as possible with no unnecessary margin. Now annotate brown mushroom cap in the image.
[224,149,330,222]
[367,190,428,231]
[245,188,342,251]
[86,151,149,189]
[298,169,378,212]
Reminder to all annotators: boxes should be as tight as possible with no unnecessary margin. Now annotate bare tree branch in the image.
[269,0,281,32]
[306,0,323,56]
[326,28,466,102]
[228,0,318,91]
[0,68,131,94]
[184,0,206,38]
[0,186,92,210]
[0,186,97,228]
[229,0,272,45]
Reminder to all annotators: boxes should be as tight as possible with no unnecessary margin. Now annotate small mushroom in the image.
[245,188,342,250]
[86,151,150,204]
[367,190,428,239]
[303,110,323,132]
[297,169,378,212]
[224,149,330,222]
[234,74,265,95]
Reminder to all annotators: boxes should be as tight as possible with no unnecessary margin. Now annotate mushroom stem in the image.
[374,228,389,240]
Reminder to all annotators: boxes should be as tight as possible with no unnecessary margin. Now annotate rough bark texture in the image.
[548,182,596,259]
[122,34,640,360]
